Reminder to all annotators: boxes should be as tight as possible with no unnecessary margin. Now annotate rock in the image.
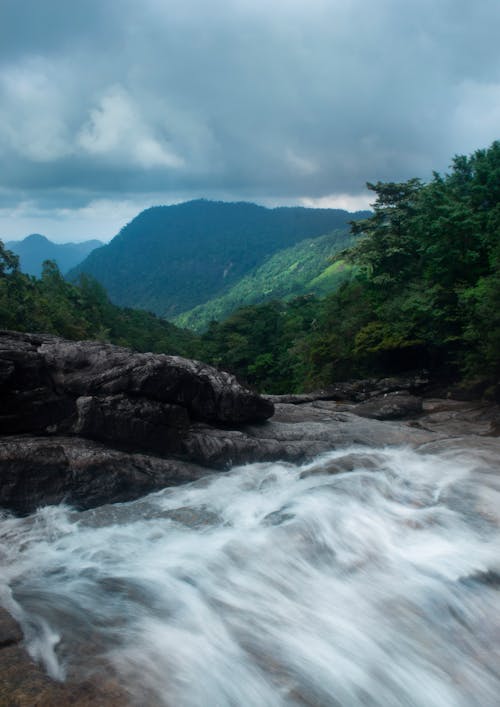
[74,394,190,454]
[36,335,273,424]
[0,607,23,649]
[300,452,385,479]
[0,331,273,433]
[265,374,430,404]
[182,425,329,468]
[352,393,423,420]
[2,329,498,518]
[263,393,318,405]
[244,408,434,449]
[0,436,209,515]
[0,607,131,705]
[0,330,275,513]
[419,399,500,437]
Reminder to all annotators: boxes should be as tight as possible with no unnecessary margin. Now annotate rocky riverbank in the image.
[1,330,499,705]
[3,330,498,516]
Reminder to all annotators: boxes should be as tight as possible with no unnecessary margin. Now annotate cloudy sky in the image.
[1,0,499,242]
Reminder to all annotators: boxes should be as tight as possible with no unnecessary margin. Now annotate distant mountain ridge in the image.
[69,199,370,318]
[6,234,103,277]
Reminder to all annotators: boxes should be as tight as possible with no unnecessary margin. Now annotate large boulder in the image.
[0,330,275,514]
[37,335,273,424]
[352,393,423,420]
[0,331,273,438]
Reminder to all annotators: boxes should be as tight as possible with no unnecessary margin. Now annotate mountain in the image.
[69,200,370,318]
[175,229,355,332]
[6,234,104,277]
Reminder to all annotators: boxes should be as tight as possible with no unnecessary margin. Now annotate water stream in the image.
[1,445,500,706]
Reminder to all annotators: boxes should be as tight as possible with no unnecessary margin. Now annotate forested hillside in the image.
[175,229,354,332]
[200,143,500,393]
[6,234,103,277]
[0,248,198,357]
[2,144,498,396]
[69,200,369,317]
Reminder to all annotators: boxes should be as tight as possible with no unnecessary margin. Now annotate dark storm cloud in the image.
[1,0,500,240]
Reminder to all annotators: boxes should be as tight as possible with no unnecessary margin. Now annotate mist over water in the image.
[1,446,500,706]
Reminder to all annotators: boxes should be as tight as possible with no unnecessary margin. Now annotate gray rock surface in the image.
[264,374,430,405]
[0,609,129,706]
[0,330,276,514]
[352,393,423,420]
[0,331,273,434]
[0,436,210,515]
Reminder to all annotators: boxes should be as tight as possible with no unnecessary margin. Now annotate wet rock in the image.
[0,646,129,706]
[182,425,329,468]
[244,410,434,449]
[263,393,317,405]
[353,393,423,420]
[36,334,274,424]
[0,608,23,649]
[300,452,384,479]
[0,607,130,705]
[266,374,430,404]
[160,506,221,528]
[0,331,273,436]
[0,436,209,515]
[0,330,274,514]
[74,394,190,454]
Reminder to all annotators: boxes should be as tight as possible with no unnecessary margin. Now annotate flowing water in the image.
[1,445,500,706]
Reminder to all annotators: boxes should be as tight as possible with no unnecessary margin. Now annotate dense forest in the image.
[0,250,198,358]
[175,229,354,332]
[1,142,499,395]
[69,200,369,317]
[200,143,500,393]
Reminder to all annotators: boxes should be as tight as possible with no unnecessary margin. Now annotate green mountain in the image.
[69,200,370,318]
[200,142,500,393]
[6,234,103,277]
[175,229,355,332]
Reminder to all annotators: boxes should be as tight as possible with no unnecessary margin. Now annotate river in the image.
[1,444,500,706]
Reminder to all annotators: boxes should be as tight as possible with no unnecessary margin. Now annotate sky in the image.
[1,0,500,242]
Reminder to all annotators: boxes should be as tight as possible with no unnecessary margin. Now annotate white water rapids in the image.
[1,445,500,706]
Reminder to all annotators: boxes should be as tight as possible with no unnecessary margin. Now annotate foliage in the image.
[175,230,354,332]
[0,251,199,357]
[3,143,499,394]
[200,297,322,393]
[69,200,369,318]
[201,142,500,391]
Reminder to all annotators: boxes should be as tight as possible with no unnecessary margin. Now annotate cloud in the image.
[0,197,162,242]
[300,193,373,212]
[0,0,499,239]
[77,86,185,169]
[0,58,72,161]
[451,81,500,152]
